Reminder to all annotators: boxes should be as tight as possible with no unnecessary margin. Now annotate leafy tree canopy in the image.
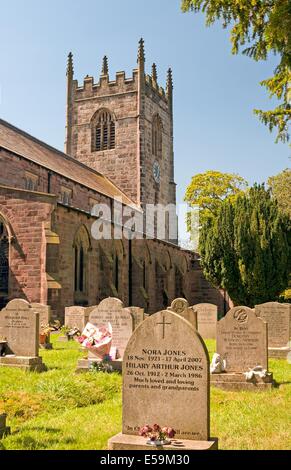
[184,170,248,224]
[268,168,291,217]
[181,0,291,143]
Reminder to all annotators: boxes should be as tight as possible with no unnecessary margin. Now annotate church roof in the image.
[0,119,137,208]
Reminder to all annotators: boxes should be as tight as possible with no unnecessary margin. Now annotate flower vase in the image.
[146,439,171,446]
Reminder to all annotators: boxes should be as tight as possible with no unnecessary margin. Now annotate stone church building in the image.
[0,40,229,320]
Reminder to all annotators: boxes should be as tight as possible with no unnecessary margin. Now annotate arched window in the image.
[73,226,91,303]
[152,114,163,158]
[91,109,115,152]
[0,217,9,309]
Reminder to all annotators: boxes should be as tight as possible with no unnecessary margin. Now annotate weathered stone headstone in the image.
[89,298,133,359]
[0,299,45,372]
[255,302,291,359]
[76,298,134,373]
[211,306,273,390]
[65,306,89,332]
[217,306,268,371]
[31,303,51,327]
[168,298,198,330]
[32,303,53,349]
[194,303,218,340]
[108,310,218,450]
[128,306,144,330]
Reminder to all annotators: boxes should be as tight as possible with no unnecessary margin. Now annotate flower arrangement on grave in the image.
[51,320,61,331]
[40,324,53,344]
[89,354,114,373]
[67,327,81,340]
[60,325,71,336]
[139,424,176,446]
[77,322,113,359]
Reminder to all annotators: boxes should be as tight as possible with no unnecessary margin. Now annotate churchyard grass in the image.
[0,335,290,450]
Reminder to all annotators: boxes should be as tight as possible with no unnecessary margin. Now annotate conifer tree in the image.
[199,184,290,306]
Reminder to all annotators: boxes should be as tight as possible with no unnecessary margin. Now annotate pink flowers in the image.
[77,335,86,344]
[139,424,152,437]
[139,423,176,442]
[78,322,113,358]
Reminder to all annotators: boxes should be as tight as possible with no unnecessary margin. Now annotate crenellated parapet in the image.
[67,39,172,104]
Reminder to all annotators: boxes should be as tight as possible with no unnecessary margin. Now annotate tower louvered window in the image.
[92,109,115,152]
[152,114,163,158]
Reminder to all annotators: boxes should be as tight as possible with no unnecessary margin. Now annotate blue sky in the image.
[0,0,289,213]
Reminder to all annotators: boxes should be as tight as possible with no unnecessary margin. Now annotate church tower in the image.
[65,39,176,212]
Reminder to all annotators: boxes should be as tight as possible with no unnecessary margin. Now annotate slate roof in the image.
[0,119,137,208]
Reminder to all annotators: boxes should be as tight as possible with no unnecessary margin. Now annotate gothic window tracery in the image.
[92,109,115,152]
[152,114,163,158]
[25,172,38,191]
[74,226,90,300]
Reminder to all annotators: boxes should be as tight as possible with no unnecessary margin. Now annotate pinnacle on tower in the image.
[137,38,145,64]
[166,68,173,94]
[67,52,74,78]
[152,63,158,84]
[101,55,109,76]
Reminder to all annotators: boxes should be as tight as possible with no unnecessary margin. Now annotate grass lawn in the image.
[0,335,290,450]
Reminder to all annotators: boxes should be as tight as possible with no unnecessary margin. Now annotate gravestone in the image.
[65,306,89,332]
[76,298,134,373]
[31,303,51,326]
[108,310,218,450]
[255,302,291,359]
[32,303,53,350]
[0,299,45,372]
[168,298,198,330]
[211,306,273,390]
[128,307,145,330]
[194,303,218,340]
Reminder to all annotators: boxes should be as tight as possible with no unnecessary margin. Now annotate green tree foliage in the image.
[184,170,248,225]
[181,0,291,143]
[199,184,290,306]
[268,168,291,217]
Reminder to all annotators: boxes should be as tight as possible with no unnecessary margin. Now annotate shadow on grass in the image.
[10,428,77,450]
[273,380,291,388]
[13,426,62,434]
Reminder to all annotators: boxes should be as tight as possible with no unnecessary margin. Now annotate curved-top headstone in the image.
[169,298,197,330]
[31,303,51,327]
[217,306,268,372]
[122,309,210,441]
[194,303,218,340]
[255,302,291,349]
[0,299,39,357]
[89,298,133,358]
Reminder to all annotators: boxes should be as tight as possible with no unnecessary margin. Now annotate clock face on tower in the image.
[153,160,161,184]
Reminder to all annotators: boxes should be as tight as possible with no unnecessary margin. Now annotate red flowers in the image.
[139,424,176,442]
[162,426,176,438]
